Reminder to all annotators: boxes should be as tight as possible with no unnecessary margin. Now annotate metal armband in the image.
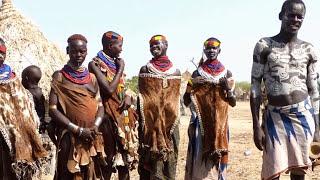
[94,117,103,127]
[67,122,79,133]
[49,105,57,110]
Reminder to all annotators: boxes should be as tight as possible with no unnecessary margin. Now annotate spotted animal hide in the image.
[0,77,47,179]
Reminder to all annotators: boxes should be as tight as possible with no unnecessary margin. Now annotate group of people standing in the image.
[0,0,319,180]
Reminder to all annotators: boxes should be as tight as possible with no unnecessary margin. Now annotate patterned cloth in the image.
[0,64,15,81]
[185,110,227,180]
[262,98,315,180]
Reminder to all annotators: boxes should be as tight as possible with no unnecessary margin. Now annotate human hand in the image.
[219,77,233,91]
[91,125,102,136]
[191,76,206,85]
[253,126,265,151]
[119,95,132,112]
[115,58,125,70]
[79,128,95,143]
[39,121,47,134]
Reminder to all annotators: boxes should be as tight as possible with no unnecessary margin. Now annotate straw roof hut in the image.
[0,0,67,95]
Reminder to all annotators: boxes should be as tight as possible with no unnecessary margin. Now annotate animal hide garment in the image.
[138,73,181,160]
[0,77,47,179]
[190,83,229,160]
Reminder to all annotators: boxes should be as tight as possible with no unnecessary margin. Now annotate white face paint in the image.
[204,46,220,60]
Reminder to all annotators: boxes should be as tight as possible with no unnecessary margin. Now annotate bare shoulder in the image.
[139,65,148,74]
[191,70,200,78]
[88,60,95,68]
[298,40,319,61]
[253,37,271,64]
[52,70,62,80]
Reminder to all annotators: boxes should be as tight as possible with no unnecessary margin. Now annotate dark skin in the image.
[139,40,180,76]
[22,67,46,133]
[49,39,104,142]
[89,39,132,112]
[251,2,315,179]
[138,39,180,179]
[89,38,131,180]
[183,45,236,107]
[0,42,6,67]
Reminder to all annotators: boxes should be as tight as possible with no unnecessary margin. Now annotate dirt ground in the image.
[44,101,320,180]
[125,101,320,180]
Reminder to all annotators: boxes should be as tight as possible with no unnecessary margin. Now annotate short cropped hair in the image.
[67,34,88,44]
[280,0,306,17]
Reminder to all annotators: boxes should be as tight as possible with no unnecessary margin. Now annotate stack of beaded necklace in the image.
[61,61,92,85]
[96,50,126,101]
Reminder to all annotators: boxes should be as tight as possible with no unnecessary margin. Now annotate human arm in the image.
[183,71,200,106]
[250,39,268,151]
[92,84,105,134]
[219,70,236,107]
[307,45,320,142]
[88,57,124,96]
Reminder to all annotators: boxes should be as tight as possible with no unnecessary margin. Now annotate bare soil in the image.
[128,101,320,180]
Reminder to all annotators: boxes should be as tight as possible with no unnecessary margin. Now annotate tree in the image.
[236,81,250,92]
[126,76,139,93]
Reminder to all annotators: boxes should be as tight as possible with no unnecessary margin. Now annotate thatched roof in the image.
[0,0,67,95]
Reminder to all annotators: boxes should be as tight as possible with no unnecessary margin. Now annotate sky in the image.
[13,0,320,81]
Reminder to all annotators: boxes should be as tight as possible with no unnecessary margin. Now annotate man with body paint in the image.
[250,0,320,179]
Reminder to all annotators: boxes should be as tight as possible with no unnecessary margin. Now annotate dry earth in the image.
[125,101,320,180]
[45,102,320,180]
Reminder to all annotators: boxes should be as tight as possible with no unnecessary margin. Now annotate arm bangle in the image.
[67,122,79,134]
[98,102,103,107]
[94,117,103,127]
[49,105,57,110]
[78,127,84,137]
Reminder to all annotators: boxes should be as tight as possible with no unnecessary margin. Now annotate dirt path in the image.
[116,101,320,180]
